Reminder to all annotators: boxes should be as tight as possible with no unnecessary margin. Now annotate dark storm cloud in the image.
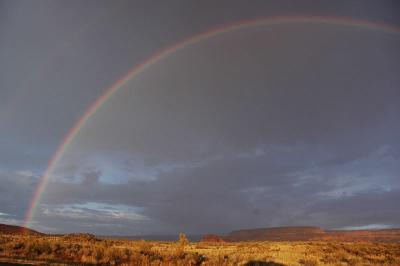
[1,0,399,170]
[1,1,400,234]
[59,23,400,165]
[37,22,400,234]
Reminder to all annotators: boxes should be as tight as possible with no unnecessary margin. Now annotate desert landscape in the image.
[1,224,400,266]
[2,2,400,266]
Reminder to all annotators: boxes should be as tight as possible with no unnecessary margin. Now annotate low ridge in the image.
[0,223,43,235]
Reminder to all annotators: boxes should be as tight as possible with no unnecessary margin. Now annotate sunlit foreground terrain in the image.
[1,234,400,266]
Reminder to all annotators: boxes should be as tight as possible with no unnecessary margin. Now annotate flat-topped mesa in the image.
[0,223,43,235]
[224,226,326,241]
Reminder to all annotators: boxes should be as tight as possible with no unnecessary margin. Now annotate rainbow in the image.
[23,16,400,228]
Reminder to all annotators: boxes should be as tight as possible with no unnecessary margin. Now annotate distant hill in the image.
[0,223,43,235]
[221,226,400,242]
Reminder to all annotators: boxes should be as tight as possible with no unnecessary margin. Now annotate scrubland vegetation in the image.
[0,233,399,265]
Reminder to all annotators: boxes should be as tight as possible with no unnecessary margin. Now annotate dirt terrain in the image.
[0,233,399,265]
[1,224,400,265]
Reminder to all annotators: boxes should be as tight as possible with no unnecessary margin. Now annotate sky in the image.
[1,0,400,235]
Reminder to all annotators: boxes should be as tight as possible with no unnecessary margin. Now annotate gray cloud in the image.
[33,22,400,234]
[0,171,38,224]
[39,148,400,234]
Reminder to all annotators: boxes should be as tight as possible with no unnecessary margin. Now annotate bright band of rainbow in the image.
[23,16,400,229]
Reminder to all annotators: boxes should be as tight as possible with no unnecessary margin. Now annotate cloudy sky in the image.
[1,0,400,235]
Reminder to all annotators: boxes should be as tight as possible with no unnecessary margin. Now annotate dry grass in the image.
[0,234,399,265]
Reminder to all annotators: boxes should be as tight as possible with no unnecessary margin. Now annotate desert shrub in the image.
[71,243,82,254]
[94,245,105,263]
[26,240,52,256]
[145,252,163,263]
[137,239,153,254]
[178,233,189,246]
[244,261,286,266]
[0,236,11,245]
[63,233,97,242]
[189,252,206,265]
[51,242,63,255]
[384,255,396,265]
[170,233,190,259]
[13,242,25,250]
[109,249,123,265]
[299,258,318,266]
